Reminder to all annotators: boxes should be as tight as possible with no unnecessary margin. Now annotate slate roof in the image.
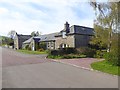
[55,25,94,37]
[34,32,58,42]
[17,34,31,40]
[23,37,33,44]
[23,25,94,43]
[72,25,94,35]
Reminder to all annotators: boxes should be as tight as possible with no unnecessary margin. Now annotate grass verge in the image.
[91,60,120,76]
[17,49,47,54]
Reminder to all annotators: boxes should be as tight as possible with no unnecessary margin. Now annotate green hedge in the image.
[50,47,78,56]
[104,51,119,66]
[47,54,86,59]
[94,50,106,58]
[49,47,97,58]
[76,47,96,58]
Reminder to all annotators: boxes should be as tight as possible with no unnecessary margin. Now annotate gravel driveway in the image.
[53,58,103,69]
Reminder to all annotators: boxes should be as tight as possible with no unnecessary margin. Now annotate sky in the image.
[0,0,95,36]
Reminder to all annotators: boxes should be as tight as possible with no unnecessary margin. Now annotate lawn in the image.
[17,49,47,54]
[91,60,120,76]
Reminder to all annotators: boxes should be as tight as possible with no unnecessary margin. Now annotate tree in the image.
[1,36,14,46]
[90,2,118,52]
[8,30,16,39]
[90,24,108,50]
[90,1,120,65]
[36,31,40,36]
[31,31,36,36]
[31,31,41,36]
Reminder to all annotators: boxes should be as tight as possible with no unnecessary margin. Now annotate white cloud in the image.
[0,7,8,14]
[0,0,94,36]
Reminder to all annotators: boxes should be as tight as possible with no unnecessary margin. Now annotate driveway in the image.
[2,47,118,88]
[52,58,103,69]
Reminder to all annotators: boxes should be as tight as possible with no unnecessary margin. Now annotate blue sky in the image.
[0,0,95,36]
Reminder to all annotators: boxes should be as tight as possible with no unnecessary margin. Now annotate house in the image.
[23,33,57,51]
[55,22,94,49]
[23,22,94,50]
[14,33,31,50]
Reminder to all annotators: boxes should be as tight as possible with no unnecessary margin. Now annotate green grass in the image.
[17,49,47,54]
[91,60,120,76]
[47,55,63,59]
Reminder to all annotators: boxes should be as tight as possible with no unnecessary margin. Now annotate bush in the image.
[48,48,85,59]
[50,50,59,56]
[58,47,77,55]
[47,54,86,59]
[63,54,86,59]
[28,47,31,50]
[47,55,62,59]
[76,47,87,54]
[39,42,47,50]
[104,51,119,66]
[48,47,96,59]
[94,50,105,58]
[76,47,96,57]
[50,48,77,56]
[38,48,44,52]
[25,45,29,50]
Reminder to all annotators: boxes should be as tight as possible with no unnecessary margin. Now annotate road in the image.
[2,47,118,88]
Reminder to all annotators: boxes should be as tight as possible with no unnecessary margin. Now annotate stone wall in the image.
[55,35,75,49]
[46,41,55,50]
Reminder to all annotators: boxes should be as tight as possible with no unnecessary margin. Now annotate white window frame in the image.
[62,32,66,38]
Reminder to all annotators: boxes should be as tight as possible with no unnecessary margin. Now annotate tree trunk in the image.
[107,28,112,52]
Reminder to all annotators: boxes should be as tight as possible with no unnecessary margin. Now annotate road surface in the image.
[2,47,118,88]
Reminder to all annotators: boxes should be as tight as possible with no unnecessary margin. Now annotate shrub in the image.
[48,47,95,59]
[50,50,59,56]
[76,47,96,57]
[47,54,86,59]
[39,42,47,50]
[28,47,31,50]
[63,54,86,59]
[86,49,96,57]
[50,48,77,56]
[104,51,119,66]
[76,47,87,54]
[94,50,105,58]
[58,47,77,55]
[47,55,62,59]
[25,45,29,50]
[38,48,44,52]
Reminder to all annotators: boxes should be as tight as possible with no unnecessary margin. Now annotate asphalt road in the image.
[2,47,118,88]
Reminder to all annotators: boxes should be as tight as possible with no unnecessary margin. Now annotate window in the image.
[62,32,66,38]
[59,43,69,48]
[51,42,54,47]
[47,42,50,47]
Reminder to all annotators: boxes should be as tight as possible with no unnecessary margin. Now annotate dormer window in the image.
[45,37,47,39]
[82,27,85,30]
[62,31,66,38]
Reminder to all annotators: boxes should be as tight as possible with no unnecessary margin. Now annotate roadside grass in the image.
[91,60,120,76]
[17,49,47,54]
